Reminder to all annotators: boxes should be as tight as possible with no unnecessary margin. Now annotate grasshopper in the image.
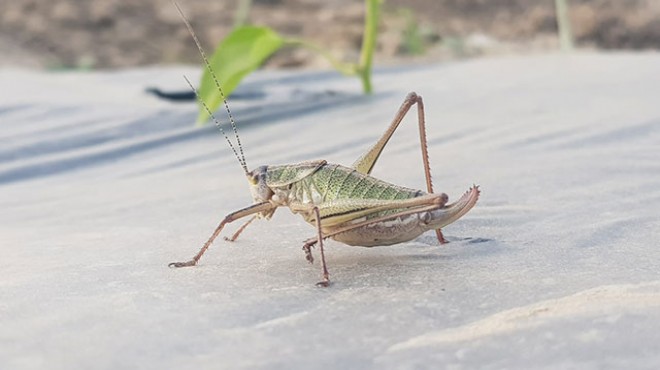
[168,2,480,286]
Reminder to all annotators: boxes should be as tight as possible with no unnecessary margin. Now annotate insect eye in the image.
[248,174,259,185]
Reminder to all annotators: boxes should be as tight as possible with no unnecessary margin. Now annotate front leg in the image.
[169,202,273,268]
[289,202,331,286]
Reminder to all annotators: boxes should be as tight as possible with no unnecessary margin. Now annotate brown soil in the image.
[1,0,658,69]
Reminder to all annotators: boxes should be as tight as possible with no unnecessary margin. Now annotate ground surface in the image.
[2,52,660,369]
[1,0,659,69]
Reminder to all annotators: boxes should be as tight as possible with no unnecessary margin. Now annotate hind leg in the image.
[351,92,447,243]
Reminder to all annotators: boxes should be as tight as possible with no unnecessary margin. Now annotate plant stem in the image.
[284,38,356,75]
[554,0,574,51]
[357,0,381,94]
[233,0,253,28]
[285,0,381,94]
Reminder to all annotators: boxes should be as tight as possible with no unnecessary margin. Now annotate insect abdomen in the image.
[310,164,422,202]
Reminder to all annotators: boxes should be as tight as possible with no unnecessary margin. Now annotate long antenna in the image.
[173,1,249,174]
[183,76,248,174]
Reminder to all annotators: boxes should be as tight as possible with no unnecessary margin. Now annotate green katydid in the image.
[169,2,480,286]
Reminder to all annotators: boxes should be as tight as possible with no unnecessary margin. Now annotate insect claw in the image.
[168,260,196,268]
[316,280,331,288]
[436,229,448,244]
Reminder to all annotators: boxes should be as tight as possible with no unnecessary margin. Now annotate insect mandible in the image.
[168,2,480,286]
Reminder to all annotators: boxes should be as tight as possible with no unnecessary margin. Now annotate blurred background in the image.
[1,0,659,71]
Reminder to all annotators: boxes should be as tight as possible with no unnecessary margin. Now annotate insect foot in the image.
[316,279,331,288]
[168,260,197,268]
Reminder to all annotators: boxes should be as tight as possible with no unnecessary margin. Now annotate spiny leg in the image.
[223,215,257,242]
[303,199,447,251]
[290,193,447,229]
[351,92,446,244]
[301,192,451,262]
[303,186,479,250]
[325,187,477,240]
[300,193,448,264]
[169,202,273,268]
[415,95,447,244]
[312,206,330,287]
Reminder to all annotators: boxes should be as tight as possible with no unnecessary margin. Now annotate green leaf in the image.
[197,26,283,123]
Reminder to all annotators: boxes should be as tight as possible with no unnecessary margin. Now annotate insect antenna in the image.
[173,1,249,174]
[182,76,248,174]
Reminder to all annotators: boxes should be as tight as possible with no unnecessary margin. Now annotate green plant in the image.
[197,0,383,123]
[398,8,425,56]
[554,0,574,51]
[233,0,252,28]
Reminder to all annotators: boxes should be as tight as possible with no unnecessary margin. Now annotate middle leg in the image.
[312,206,330,287]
